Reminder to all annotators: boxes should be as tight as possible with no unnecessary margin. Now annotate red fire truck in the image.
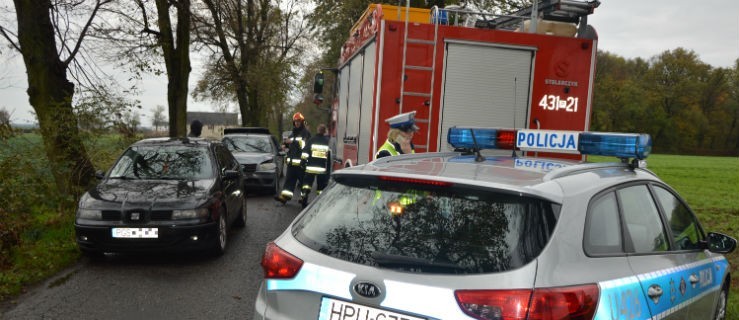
[314,0,601,168]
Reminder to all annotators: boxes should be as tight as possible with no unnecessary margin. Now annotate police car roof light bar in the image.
[578,132,652,160]
[448,127,652,161]
[448,127,517,150]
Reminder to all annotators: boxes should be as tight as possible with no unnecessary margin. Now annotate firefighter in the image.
[375,111,419,159]
[298,123,331,208]
[275,112,312,204]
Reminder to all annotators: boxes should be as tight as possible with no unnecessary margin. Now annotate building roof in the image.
[187,112,238,126]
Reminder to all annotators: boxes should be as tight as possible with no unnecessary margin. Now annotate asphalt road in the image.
[1,192,303,320]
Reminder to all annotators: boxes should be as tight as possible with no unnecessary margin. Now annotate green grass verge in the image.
[0,132,134,301]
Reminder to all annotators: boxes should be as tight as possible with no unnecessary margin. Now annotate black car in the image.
[222,127,285,195]
[75,137,247,257]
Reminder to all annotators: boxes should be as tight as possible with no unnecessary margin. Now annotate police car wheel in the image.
[714,284,728,320]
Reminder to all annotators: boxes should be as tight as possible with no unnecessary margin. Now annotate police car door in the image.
[648,183,722,320]
[616,184,695,319]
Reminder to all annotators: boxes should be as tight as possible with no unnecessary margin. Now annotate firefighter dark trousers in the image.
[279,165,305,200]
[301,172,329,197]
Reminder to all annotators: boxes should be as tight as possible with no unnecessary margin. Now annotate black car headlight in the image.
[172,208,209,219]
[77,208,102,220]
[258,159,277,171]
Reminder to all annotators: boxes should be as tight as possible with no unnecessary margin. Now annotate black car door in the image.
[214,144,242,222]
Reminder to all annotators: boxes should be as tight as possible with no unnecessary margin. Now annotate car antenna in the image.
[469,129,486,162]
[511,76,519,158]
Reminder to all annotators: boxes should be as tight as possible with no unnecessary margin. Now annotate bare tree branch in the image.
[0,26,21,52]
[63,0,113,67]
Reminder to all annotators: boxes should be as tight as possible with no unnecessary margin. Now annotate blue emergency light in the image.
[447,127,517,150]
[448,127,652,160]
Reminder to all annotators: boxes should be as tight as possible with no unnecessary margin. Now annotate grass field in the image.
[1,135,738,317]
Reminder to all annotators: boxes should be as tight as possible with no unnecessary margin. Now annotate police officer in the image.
[299,124,331,208]
[375,111,419,159]
[275,112,312,204]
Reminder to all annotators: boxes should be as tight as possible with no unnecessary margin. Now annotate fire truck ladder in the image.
[399,0,440,152]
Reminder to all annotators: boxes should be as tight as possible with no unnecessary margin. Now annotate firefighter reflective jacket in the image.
[287,126,311,167]
[301,133,331,174]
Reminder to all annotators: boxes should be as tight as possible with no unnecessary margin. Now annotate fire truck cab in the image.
[317,0,601,168]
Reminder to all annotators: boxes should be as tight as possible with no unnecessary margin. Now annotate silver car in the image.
[254,128,735,320]
[223,128,285,195]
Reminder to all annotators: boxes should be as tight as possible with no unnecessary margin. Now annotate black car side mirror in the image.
[704,232,737,254]
[95,170,105,180]
[223,169,241,180]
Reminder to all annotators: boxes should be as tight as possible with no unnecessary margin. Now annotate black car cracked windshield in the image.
[75,138,247,257]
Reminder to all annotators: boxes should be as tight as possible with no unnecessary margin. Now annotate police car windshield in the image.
[292,176,560,274]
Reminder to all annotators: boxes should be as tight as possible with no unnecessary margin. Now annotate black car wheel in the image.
[234,197,247,228]
[212,209,228,256]
[714,283,728,320]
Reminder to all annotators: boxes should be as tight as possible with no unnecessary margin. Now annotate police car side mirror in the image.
[95,170,106,180]
[704,232,737,254]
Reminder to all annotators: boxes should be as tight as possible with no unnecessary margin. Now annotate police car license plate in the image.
[111,228,158,238]
[318,297,425,320]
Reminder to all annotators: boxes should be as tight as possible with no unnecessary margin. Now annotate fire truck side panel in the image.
[334,5,597,166]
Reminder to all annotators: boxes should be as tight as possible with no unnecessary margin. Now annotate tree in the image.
[0,0,113,196]
[141,0,192,137]
[192,0,308,129]
[152,104,167,132]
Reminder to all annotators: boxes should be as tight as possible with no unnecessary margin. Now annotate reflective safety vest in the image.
[302,134,330,174]
[375,139,414,159]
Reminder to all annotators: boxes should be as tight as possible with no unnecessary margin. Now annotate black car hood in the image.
[80,178,215,210]
[233,152,272,165]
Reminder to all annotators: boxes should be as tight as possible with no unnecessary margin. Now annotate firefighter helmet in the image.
[293,112,305,121]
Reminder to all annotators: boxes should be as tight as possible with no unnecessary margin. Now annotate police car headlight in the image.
[259,161,277,171]
[172,208,209,219]
[77,208,102,220]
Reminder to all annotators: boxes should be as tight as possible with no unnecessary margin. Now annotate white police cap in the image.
[386,111,419,132]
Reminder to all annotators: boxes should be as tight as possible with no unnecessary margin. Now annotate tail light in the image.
[528,285,599,320]
[261,242,303,279]
[455,284,599,320]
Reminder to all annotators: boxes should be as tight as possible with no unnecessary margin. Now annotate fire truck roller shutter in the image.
[439,42,533,152]
[358,41,377,164]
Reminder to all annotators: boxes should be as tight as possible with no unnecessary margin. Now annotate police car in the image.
[254,128,735,320]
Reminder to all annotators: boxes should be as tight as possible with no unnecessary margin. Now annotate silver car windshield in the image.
[292,177,560,274]
[223,135,273,153]
[108,145,214,180]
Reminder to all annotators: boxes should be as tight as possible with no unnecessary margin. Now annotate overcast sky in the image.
[2,0,738,125]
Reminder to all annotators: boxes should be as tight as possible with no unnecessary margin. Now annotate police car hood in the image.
[232,152,273,165]
[81,178,214,210]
